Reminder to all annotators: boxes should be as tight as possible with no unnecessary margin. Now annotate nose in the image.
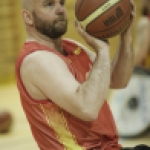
[55,3,65,14]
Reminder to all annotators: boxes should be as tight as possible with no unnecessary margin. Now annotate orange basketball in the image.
[0,111,12,133]
[75,0,132,39]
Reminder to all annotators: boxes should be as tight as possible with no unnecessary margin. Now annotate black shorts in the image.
[122,145,150,150]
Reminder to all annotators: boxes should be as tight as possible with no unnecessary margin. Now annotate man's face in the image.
[32,0,68,39]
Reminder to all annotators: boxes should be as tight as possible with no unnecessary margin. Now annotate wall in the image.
[0,0,22,83]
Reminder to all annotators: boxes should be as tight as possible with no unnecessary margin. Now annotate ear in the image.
[22,9,34,25]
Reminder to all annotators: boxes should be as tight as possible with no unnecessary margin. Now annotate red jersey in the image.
[15,39,121,150]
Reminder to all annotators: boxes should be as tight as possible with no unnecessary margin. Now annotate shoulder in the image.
[63,38,96,62]
[21,50,66,69]
[19,50,77,101]
[20,50,69,81]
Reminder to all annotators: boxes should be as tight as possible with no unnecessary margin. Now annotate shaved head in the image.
[21,0,34,10]
[22,0,68,39]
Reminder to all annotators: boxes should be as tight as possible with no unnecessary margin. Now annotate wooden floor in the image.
[0,83,149,150]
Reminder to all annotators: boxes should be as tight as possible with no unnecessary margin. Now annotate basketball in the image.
[0,111,12,133]
[75,0,132,39]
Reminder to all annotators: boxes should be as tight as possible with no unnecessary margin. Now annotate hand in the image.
[74,20,110,53]
[120,0,136,39]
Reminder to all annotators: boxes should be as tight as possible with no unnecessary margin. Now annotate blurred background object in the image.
[0,110,12,133]
[0,0,22,83]
[0,0,149,150]
[109,0,150,139]
[0,0,19,137]
[110,67,150,138]
[134,0,150,70]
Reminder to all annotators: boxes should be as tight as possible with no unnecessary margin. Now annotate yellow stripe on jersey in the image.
[40,105,85,150]
[79,0,121,29]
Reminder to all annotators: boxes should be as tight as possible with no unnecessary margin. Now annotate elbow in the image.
[117,81,129,89]
[118,83,128,89]
[80,114,98,122]
[119,77,132,89]
[83,113,98,122]
[71,93,101,121]
[110,73,133,89]
[111,82,128,89]
[78,107,99,121]
[121,82,129,88]
[110,79,129,89]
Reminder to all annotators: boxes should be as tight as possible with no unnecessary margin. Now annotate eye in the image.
[60,0,65,6]
[44,0,54,7]
[46,2,53,6]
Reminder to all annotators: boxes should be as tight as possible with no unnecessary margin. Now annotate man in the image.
[16,0,149,149]
[134,0,150,70]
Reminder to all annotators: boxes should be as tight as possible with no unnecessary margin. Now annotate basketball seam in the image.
[76,0,106,21]
[87,4,131,34]
[75,0,85,19]
[90,20,130,39]
[85,0,122,30]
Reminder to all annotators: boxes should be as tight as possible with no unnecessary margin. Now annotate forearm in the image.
[110,35,134,88]
[76,49,111,118]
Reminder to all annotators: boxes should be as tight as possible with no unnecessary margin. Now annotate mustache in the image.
[56,16,67,21]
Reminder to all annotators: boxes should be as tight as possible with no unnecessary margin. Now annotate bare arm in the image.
[110,0,135,89]
[21,25,110,121]
[110,34,134,88]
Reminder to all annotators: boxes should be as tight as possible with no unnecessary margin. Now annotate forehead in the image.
[22,0,33,9]
[37,0,64,3]
[32,0,66,6]
[28,0,65,10]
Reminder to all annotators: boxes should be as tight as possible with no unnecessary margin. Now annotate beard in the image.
[32,12,68,39]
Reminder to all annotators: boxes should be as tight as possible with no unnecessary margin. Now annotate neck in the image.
[26,30,64,54]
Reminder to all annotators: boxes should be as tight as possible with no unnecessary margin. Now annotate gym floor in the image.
[0,83,150,150]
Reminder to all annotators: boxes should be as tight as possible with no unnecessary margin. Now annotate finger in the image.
[101,39,109,44]
[74,20,110,48]
[130,0,136,18]
[74,20,90,39]
[74,20,96,45]
[130,0,135,9]
[74,20,94,46]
